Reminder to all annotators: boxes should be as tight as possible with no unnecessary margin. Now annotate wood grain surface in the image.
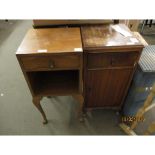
[81,24,143,50]
[16,27,82,54]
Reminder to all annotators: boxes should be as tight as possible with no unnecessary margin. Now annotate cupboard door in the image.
[85,68,133,108]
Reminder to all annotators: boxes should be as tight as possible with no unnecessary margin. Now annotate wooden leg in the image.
[32,96,48,124]
[72,94,84,122]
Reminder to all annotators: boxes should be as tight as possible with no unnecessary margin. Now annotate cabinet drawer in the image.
[87,52,139,69]
[21,55,80,71]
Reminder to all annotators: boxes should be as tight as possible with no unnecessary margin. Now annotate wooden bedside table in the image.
[81,24,144,110]
[16,27,83,124]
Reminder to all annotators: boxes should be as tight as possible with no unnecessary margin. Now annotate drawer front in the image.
[21,55,80,71]
[87,52,139,69]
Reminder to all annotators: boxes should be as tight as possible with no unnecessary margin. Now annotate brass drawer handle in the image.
[49,60,54,69]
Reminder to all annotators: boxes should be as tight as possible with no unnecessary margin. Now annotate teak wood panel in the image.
[87,52,139,69]
[85,68,133,108]
[20,54,81,71]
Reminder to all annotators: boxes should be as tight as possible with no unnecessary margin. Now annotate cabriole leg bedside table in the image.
[16,27,84,124]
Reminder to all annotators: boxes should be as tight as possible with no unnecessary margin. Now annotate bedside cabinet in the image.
[16,27,83,124]
[81,24,144,110]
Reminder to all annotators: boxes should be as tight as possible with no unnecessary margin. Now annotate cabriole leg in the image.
[73,94,85,122]
[32,96,48,124]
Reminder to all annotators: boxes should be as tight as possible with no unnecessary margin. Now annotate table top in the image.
[81,24,144,50]
[16,27,83,55]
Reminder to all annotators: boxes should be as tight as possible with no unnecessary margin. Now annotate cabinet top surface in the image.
[81,24,144,50]
[16,27,82,55]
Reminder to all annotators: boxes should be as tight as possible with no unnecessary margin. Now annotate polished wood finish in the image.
[81,24,143,50]
[16,27,84,124]
[32,96,48,124]
[17,28,82,54]
[133,32,148,47]
[81,24,144,109]
[16,24,146,124]
[86,68,133,108]
[87,52,139,69]
[72,94,85,122]
[21,55,81,71]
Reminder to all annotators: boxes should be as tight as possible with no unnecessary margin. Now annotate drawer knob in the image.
[49,61,54,69]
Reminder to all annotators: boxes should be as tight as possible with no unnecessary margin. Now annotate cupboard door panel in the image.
[86,68,133,108]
